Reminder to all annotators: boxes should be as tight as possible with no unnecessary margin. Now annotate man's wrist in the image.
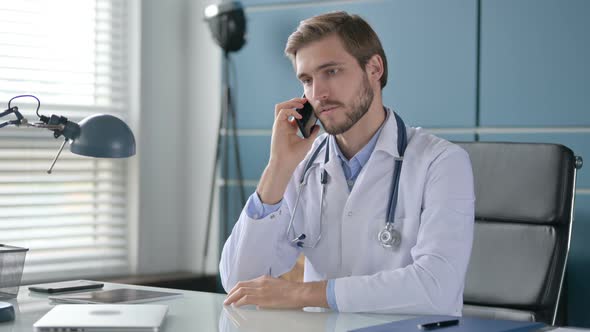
[268,158,299,180]
[257,161,295,204]
[296,280,328,308]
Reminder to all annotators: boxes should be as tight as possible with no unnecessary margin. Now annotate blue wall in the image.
[218,0,590,326]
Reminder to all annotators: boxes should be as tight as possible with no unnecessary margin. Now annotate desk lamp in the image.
[0,95,135,321]
[0,95,136,173]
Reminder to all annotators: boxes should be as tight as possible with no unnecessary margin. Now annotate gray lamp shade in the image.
[70,114,136,158]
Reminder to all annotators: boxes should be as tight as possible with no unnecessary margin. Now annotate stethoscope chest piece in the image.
[378,223,401,248]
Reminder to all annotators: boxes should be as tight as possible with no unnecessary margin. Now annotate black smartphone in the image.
[29,280,104,294]
[295,95,318,138]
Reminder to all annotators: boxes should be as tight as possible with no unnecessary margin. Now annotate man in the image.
[220,11,474,315]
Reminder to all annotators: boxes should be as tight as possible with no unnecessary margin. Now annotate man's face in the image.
[295,34,375,135]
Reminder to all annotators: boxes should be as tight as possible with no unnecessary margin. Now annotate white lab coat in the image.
[220,110,475,315]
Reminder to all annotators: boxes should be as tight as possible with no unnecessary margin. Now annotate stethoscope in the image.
[287,111,408,249]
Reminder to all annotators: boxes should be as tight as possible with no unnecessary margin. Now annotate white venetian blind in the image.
[0,0,132,282]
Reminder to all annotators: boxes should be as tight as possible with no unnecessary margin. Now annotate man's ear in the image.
[365,54,384,84]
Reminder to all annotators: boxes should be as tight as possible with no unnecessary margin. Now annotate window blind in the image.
[0,0,132,283]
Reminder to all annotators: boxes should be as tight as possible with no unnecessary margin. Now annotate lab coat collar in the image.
[323,136,342,179]
[371,107,400,158]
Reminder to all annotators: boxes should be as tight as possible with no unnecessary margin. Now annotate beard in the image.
[317,73,375,135]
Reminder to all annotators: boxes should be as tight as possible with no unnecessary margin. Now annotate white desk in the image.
[0,282,408,332]
[5,282,587,332]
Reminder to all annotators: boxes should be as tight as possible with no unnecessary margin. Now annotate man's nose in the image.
[311,81,329,102]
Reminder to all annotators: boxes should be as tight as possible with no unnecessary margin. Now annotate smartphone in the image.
[295,95,318,138]
[29,280,104,294]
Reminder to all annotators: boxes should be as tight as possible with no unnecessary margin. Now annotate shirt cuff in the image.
[245,192,282,220]
[326,279,339,311]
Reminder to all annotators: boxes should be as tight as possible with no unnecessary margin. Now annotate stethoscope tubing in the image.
[288,137,330,248]
[386,113,408,226]
[287,110,407,248]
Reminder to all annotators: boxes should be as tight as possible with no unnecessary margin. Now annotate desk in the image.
[7,282,587,332]
[0,282,408,332]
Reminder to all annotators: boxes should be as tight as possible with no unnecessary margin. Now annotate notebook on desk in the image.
[349,315,546,332]
[33,304,168,332]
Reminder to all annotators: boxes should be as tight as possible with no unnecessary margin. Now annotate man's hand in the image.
[256,98,320,205]
[269,97,319,169]
[224,275,328,309]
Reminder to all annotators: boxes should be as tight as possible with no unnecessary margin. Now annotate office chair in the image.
[457,142,583,326]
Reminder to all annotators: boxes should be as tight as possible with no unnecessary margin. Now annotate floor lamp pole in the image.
[202,52,246,273]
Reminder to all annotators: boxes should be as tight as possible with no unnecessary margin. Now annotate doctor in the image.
[221,11,475,315]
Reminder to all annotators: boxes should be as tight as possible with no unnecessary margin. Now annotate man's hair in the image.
[285,11,388,89]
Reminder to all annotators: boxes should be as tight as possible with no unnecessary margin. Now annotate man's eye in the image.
[327,68,339,76]
[301,79,312,86]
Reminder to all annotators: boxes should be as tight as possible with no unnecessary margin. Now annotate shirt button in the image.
[347,211,353,216]
[270,214,275,219]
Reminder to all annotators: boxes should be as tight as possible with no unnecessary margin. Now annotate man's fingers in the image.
[223,276,303,309]
[233,294,261,307]
[227,275,270,298]
[225,288,266,307]
[274,98,307,117]
[224,286,247,305]
[224,286,256,305]
[227,280,254,298]
[276,108,303,122]
[226,283,240,298]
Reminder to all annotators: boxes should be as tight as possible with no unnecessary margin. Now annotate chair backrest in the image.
[456,142,579,325]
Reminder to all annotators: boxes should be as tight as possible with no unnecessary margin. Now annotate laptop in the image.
[33,304,168,332]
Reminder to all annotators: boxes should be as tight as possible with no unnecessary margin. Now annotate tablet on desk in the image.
[49,288,182,304]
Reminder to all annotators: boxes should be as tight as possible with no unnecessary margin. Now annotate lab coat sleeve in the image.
[219,158,316,292]
[220,134,329,292]
[219,195,301,292]
[333,145,475,314]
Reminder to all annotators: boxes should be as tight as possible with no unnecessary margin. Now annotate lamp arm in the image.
[0,112,69,132]
[0,121,13,129]
[1,106,20,118]
[26,121,66,131]
[26,118,79,173]
[0,106,26,128]
[1,96,80,173]
[47,139,68,174]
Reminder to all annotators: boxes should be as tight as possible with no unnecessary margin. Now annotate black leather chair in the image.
[456,142,583,325]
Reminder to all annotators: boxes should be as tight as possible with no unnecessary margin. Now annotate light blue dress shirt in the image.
[245,122,386,311]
